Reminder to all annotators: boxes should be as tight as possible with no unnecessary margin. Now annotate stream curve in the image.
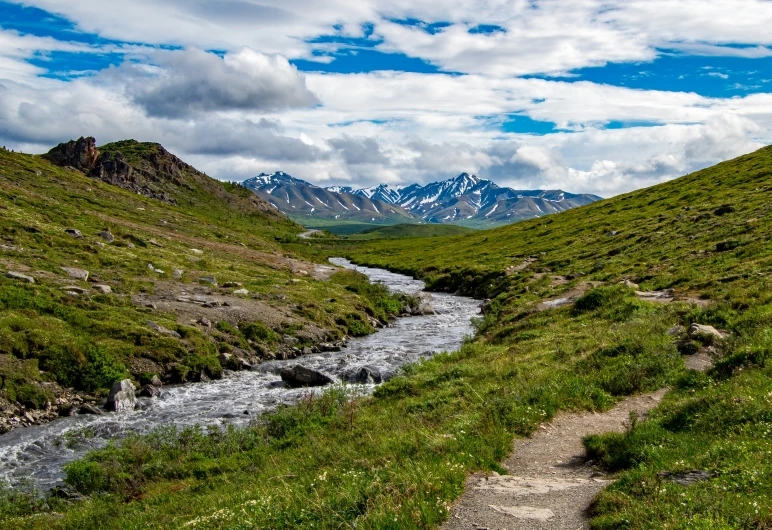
[0,258,480,489]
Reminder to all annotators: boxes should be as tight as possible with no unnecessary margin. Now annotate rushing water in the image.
[0,258,480,489]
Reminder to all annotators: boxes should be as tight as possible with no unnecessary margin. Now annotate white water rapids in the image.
[0,258,480,489]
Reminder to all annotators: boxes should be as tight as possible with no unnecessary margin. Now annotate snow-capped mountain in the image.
[242,172,419,224]
[325,173,602,225]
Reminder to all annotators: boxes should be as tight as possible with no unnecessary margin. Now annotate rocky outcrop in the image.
[42,137,100,171]
[280,365,334,387]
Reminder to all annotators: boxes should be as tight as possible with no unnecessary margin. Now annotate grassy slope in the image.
[345,223,476,240]
[0,148,409,405]
[2,147,772,528]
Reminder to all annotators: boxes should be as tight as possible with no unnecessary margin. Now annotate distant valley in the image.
[243,171,601,231]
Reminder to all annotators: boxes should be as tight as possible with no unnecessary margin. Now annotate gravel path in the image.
[443,388,669,530]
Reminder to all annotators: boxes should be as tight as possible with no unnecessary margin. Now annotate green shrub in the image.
[241,321,278,343]
[64,461,108,494]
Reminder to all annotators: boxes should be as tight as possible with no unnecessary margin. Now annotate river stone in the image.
[345,366,383,384]
[6,271,34,283]
[418,303,437,315]
[151,375,162,387]
[105,379,137,412]
[61,267,88,281]
[140,384,160,398]
[280,365,334,387]
[78,403,103,415]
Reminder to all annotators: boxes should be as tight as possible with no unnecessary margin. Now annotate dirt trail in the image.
[442,388,669,530]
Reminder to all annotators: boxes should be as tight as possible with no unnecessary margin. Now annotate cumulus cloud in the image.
[129,48,319,118]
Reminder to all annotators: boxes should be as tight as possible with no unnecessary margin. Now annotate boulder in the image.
[105,379,137,412]
[65,228,82,238]
[200,276,217,285]
[344,366,383,384]
[61,267,89,281]
[667,325,685,336]
[233,288,249,295]
[173,269,184,279]
[418,304,437,315]
[6,271,34,283]
[139,384,160,398]
[283,335,299,345]
[78,403,103,415]
[319,343,341,352]
[97,230,114,243]
[147,320,181,339]
[280,365,334,387]
[151,375,162,387]
[688,323,724,343]
[94,284,112,294]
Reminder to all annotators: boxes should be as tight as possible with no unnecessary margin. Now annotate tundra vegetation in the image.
[1,144,772,529]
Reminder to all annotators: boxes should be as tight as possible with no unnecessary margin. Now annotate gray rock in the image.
[218,352,233,365]
[140,384,160,398]
[280,365,333,387]
[151,375,162,387]
[61,267,89,281]
[97,230,114,243]
[302,347,313,355]
[198,317,212,327]
[667,325,685,336]
[78,403,103,415]
[606,230,619,236]
[344,366,382,384]
[126,242,136,249]
[619,279,639,290]
[147,320,181,339]
[283,335,299,345]
[94,284,112,294]
[148,239,163,247]
[190,248,203,255]
[319,343,341,352]
[418,303,437,315]
[6,271,34,283]
[200,276,217,285]
[105,379,137,412]
[61,286,89,294]
[688,323,724,343]
[65,229,82,238]
[233,288,249,295]
[172,269,184,279]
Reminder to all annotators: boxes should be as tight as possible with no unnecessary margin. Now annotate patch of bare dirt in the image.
[442,389,668,530]
[533,282,604,312]
[133,280,329,342]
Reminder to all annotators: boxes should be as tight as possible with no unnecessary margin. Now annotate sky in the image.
[1,1,772,197]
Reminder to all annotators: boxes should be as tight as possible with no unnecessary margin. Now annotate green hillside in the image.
[3,146,772,529]
[0,144,412,423]
[346,223,476,240]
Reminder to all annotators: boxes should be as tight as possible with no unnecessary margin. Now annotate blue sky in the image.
[1,0,772,195]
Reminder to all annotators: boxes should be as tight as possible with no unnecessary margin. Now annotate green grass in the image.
[3,145,772,528]
[344,223,476,240]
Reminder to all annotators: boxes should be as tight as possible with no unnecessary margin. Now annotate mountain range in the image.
[243,171,601,228]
